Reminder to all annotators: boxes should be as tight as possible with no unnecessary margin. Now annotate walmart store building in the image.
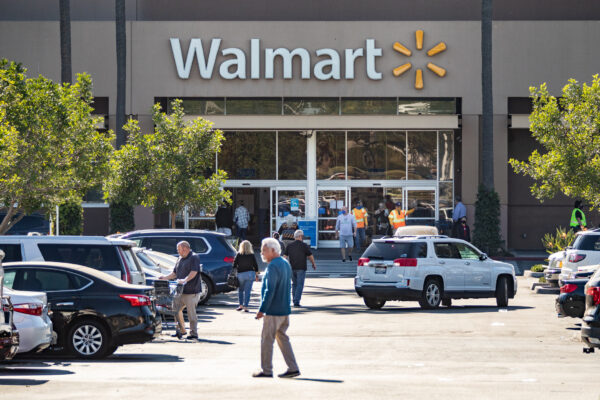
[2,0,600,249]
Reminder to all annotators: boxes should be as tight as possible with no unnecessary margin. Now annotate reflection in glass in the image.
[341,98,397,114]
[175,98,224,115]
[318,190,346,240]
[317,131,345,180]
[347,132,406,180]
[406,190,435,224]
[439,181,454,221]
[408,131,437,180]
[276,190,305,218]
[397,99,456,115]
[218,131,276,179]
[226,98,282,115]
[278,132,307,179]
[284,98,339,115]
[439,131,454,181]
[350,187,384,217]
[384,131,406,179]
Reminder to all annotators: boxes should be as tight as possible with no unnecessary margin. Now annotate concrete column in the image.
[306,130,317,220]
[461,115,480,223]
[494,115,509,245]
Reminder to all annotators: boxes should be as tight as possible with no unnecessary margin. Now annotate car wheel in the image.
[106,345,119,356]
[197,274,213,305]
[68,319,110,359]
[419,279,443,309]
[364,297,386,310]
[442,298,452,308]
[496,276,509,307]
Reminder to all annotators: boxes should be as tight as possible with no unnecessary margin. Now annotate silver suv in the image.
[354,235,517,309]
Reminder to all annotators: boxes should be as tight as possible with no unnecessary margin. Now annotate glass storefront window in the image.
[408,131,437,180]
[384,131,406,180]
[218,131,276,179]
[317,131,346,180]
[226,98,282,115]
[350,187,384,218]
[397,99,456,115]
[318,190,346,240]
[278,131,307,179]
[341,98,397,115]
[438,181,454,221]
[406,189,435,225]
[275,190,305,219]
[439,131,454,181]
[283,98,339,115]
[168,98,224,115]
[347,131,406,180]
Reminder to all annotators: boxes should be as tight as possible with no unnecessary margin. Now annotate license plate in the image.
[374,267,387,274]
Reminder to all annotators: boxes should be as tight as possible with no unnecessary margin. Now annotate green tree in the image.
[0,60,114,234]
[104,99,229,228]
[509,76,600,207]
[58,201,83,235]
[109,202,134,233]
[472,184,504,256]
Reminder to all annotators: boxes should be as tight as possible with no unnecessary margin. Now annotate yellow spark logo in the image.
[393,30,447,90]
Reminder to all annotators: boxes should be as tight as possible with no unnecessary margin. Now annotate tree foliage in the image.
[0,60,114,234]
[104,99,229,227]
[509,75,600,208]
[109,202,134,233]
[58,201,83,235]
[472,184,504,256]
[541,226,576,255]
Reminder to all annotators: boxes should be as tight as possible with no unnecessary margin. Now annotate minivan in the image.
[0,236,145,285]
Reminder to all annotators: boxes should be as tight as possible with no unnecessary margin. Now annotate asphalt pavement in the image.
[2,276,600,399]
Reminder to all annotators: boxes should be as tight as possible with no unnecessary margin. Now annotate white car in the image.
[4,287,54,353]
[354,235,517,309]
[133,248,174,275]
[560,230,600,286]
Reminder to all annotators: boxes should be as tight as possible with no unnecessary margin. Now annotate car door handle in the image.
[439,260,445,264]
[56,302,74,307]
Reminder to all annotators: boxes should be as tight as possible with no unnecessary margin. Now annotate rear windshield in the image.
[38,244,121,271]
[144,237,209,254]
[573,235,600,251]
[0,244,22,262]
[362,242,428,260]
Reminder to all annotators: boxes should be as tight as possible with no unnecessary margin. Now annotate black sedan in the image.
[555,279,588,319]
[2,261,161,359]
[582,269,600,352]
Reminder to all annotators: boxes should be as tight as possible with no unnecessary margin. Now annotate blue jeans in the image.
[237,227,247,241]
[356,228,366,251]
[291,270,306,306]
[237,271,255,307]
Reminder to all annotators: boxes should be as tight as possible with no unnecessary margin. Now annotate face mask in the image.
[342,210,347,215]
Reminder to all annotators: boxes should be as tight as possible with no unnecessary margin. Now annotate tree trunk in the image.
[481,0,494,189]
[171,211,177,229]
[0,207,26,235]
[59,0,71,84]
[115,0,126,149]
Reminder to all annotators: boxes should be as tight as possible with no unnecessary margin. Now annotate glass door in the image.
[403,187,437,226]
[271,187,306,241]
[317,188,349,247]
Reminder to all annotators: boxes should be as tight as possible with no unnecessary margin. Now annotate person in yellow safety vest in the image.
[352,201,369,252]
[388,202,415,232]
[570,200,587,233]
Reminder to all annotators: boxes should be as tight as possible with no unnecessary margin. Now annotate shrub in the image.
[531,264,545,273]
[472,185,504,256]
[109,202,134,233]
[542,226,576,254]
[58,201,83,235]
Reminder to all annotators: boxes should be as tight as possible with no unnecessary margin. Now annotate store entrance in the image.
[226,187,271,246]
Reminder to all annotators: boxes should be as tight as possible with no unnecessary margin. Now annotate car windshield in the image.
[363,242,427,259]
[136,252,157,269]
[572,234,600,251]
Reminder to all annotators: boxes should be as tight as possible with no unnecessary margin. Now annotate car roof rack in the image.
[378,234,450,240]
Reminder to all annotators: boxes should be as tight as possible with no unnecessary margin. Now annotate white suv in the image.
[560,230,600,286]
[354,236,517,309]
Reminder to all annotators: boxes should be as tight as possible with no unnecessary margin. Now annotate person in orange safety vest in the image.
[388,202,415,232]
[352,201,369,252]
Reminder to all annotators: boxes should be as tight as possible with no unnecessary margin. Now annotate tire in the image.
[197,274,213,305]
[496,276,509,307]
[106,345,119,356]
[419,279,443,309]
[67,319,110,359]
[364,297,386,310]
[442,298,452,308]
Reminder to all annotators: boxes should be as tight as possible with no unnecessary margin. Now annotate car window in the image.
[136,252,156,269]
[187,238,209,254]
[454,243,480,260]
[363,242,427,259]
[434,243,461,259]
[145,238,179,254]
[0,244,22,262]
[573,234,600,251]
[38,244,122,271]
[120,247,141,272]
[2,270,16,288]
[12,269,91,291]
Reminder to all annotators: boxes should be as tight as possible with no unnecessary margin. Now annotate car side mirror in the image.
[479,253,488,261]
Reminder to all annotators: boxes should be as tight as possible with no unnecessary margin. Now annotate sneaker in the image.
[278,370,300,378]
[236,306,244,311]
[186,334,198,340]
[293,303,300,307]
[342,258,346,262]
[252,371,273,378]
[171,331,184,339]
[348,255,353,261]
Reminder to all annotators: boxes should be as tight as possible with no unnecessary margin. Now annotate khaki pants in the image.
[175,293,200,336]
[261,315,299,374]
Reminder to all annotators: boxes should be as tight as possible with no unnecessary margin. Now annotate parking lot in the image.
[2,276,599,400]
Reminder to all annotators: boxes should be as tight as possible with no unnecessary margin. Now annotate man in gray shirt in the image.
[335,206,357,262]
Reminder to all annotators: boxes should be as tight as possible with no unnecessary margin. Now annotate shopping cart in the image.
[153,280,184,330]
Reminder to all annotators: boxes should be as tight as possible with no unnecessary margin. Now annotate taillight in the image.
[13,303,43,316]
[358,257,370,266]
[394,258,418,267]
[224,256,235,263]
[586,287,600,305]
[560,284,578,294]
[568,253,586,263]
[119,294,151,307]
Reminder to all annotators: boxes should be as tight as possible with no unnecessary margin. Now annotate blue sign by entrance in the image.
[298,220,317,248]
[290,198,300,212]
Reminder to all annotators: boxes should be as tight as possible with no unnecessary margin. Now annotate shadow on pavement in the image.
[0,378,48,385]
[290,304,534,315]
[294,377,344,383]
[0,361,73,385]
[18,353,184,363]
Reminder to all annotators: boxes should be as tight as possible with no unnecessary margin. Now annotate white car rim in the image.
[73,325,103,355]
[198,279,208,302]
[426,284,440,305]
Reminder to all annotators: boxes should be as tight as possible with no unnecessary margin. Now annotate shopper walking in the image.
[215,203,233,236]
[159,241,202,340]
[284,230,316,307]
[253,238,300,379]
[374,202,390,236]
[336,206,356,262]
[234,200,250,241]
[233,240,260,312]
[352,200,369,252]
[452,217,471,242]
